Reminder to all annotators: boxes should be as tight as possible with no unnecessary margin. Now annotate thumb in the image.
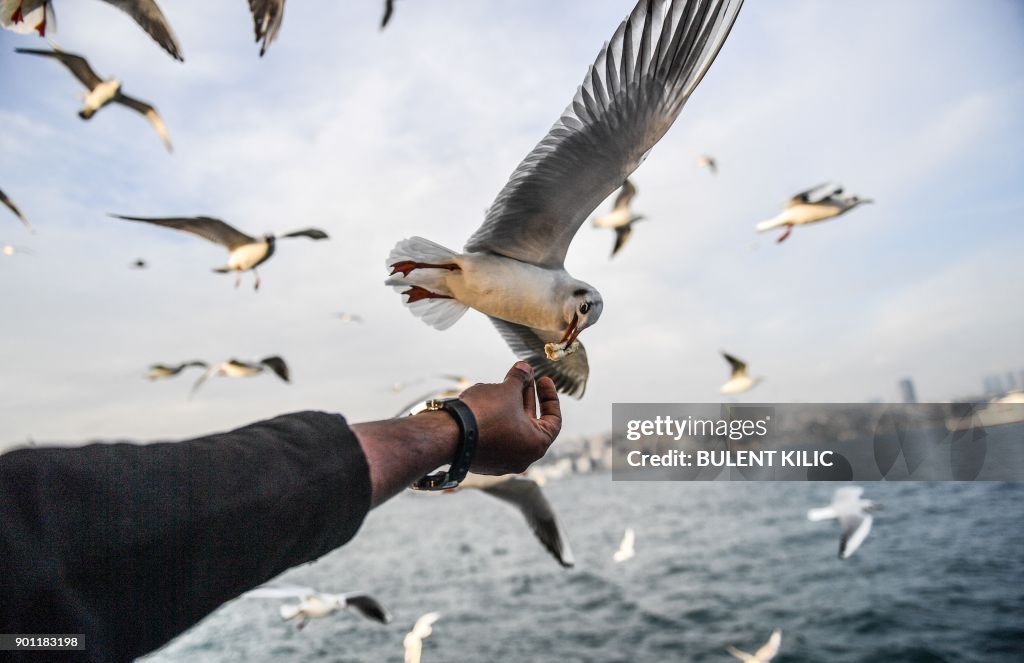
[504,361,533,389]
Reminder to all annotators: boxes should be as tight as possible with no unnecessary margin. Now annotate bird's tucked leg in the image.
[253,269,261,291]
[234,273,242,289]
[402,286,452,304]
[389,260,460,277]
[296,617,308,631]
[777,225,793,243]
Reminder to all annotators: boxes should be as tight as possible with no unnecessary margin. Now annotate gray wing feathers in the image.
[480,477,575,568]
[0,188,31,229]
[260,356,290,382]
[102,0,183,61]
[16,48,103,88]
[464,0,743,268]
[248,0,286,56]
[111,215,256,249]
[488,317,589,398]
[344,594,392,624]
[280,228,329,240]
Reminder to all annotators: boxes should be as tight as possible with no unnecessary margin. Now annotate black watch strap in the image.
[411,398,478,491]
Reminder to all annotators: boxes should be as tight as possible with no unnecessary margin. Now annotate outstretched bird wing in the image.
[280,228,329,240]
[114,93,173,152]
[721,351,747,378]
[464,0,743,269]
[787,181,843,207]
[342,594,392,624]
[477,476,575,568]
[0,188,31,230]
[15,48,103,89]
[247,0,286,56]
[260,356,290,383]
[101,0,184,61]
[611,225,633,257]
[243,585,316,600]
[111,215,256,249]
[753,629,782,661]
[612,179,637,211]
[488,317,589,398]
[838,511,872,559]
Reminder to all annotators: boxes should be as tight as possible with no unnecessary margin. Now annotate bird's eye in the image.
[579,302,591,314]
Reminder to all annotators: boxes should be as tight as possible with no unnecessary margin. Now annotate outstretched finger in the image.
[535,376,562,439]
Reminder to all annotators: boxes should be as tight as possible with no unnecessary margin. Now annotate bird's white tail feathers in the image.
[385,237,468,331]
[279,604,302,621]
[755,217,785,232]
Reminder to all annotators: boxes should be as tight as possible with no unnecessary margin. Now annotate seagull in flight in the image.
[0,188,32,232]
[2,1,183,60]
[808,486,880,559]
[404,612,440,663]
[756,181,872,243]
[17,47,174,153]
[592,179,646,258]
[247,0,285,56]
[385,0,744,398]
[727,628,782,663]
[720,351,761,395]
[191,356,290,396]
[453,474,575,568]
[146,361,207,381]
[696,153,717,174]
[613,527,635,562]
[243,585,391,630]
[110,214,328,289]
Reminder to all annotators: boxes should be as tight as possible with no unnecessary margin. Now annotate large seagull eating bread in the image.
[386,0,743,397]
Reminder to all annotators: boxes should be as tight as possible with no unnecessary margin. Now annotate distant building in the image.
[899,378,918,404]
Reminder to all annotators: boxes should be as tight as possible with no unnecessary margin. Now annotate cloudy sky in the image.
[1,0,1022,448]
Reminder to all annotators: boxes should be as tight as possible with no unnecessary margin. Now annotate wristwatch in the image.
[410,397,479,491]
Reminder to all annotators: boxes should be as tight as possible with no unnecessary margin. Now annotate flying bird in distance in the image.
[720,351,762,395]
[756,181,872,243]
[696,153,717,174]
[146,361,207,381]
[613,527,635,562]
[190,356,290,397]
[247,0,285,56]
[131,258,147,269]
[16,47,174,153]
[404,612,440,663]
[2,0,183,60]
[243,585,391,630]
[808,486,880,559]
[386,0,744,398]
[336,312,364,324]
[727,628,782,663]
[110,214,328,290]
[380,0,395,29]
[0,188,32,232]
[592,179,646,258]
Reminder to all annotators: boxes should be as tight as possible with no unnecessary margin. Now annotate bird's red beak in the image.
[558,312,582,346]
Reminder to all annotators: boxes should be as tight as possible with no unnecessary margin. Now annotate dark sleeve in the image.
[0,411,372,663]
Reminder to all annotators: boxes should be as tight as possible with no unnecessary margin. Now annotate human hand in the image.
[459,361,562,475]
